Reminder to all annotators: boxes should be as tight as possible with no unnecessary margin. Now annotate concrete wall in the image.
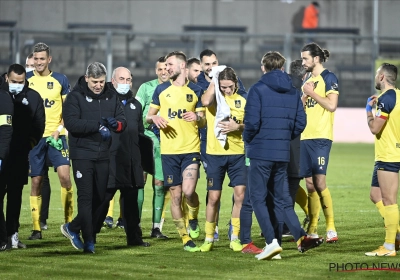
[0,0,398,37]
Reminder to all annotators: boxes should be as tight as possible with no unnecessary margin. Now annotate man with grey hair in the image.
[61,62,126,254]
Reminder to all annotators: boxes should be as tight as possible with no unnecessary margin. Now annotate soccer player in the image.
[187,57,202,84]
[244,51,320,260]
[300,42,339,243]
[94,67,150,247]
[146,51,206,252]
[199,67,247,252]
[0,74,14,251]
[61,62,126,253]
[197,49,246,240]
[136,56,169,239]
[365,63,400,257]
[26,42,74,240]
[0,65,45,250]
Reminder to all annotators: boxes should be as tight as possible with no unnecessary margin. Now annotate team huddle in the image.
[0,41,399,259]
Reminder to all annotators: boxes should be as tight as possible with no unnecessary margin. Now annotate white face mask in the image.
[26,67,35,72]
[9,83,24,95]
[116,83,130,95]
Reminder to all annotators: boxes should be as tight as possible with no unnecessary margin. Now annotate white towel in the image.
[209,65,230,148]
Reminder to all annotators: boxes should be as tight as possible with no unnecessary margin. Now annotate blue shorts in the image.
[300,139,332,178]
[203,154,247,191]
[371,161,400,187]
[29,136,70,177]
[161,153,201,187]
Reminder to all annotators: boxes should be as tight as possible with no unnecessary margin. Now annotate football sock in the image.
[231,217,240,240]
[182,195,189,228]
[61,187,74,223]
[30,195,41,231]
[107,196,115,218]
[187,202,199,221]
[173,218,191,244]
[205,221,216,241]
[152,185,165,224]
[375,200,385,218]
[137,188,144,219]
[320,188,336,231]
[295,186,309,215]
[307,191,320,234]
[161,191,171,220]
[384,204,398,246]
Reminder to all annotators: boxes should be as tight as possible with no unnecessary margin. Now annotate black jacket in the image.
[0,83,13,165]
[108,85,145,188]
[63,76,126,160]
[0,75,45,184]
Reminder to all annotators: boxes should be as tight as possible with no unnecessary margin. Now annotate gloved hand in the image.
[148,124,160,141]
[366,97,374,112]
[99,125,111,141]
[46,136,63,150]
[101,117,118,129]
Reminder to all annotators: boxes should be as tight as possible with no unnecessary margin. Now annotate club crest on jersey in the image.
[86,96,93,102]
[186,94,193,102]
[47,82,53,89]
[313,81,319,89]
[130,103,136,110]
[207,178,213,187]
[235,100,241,108]
[167,175,173,184]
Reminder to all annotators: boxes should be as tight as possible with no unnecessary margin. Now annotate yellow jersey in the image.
[206,90,247,155]
[374,88,400,162]
[27,70,70,137]
[150,80,205,155]
[301,69,339,140]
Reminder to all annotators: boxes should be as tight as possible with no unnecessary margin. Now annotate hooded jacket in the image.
[243,70,306,162]
[0,74,45,184]
[108,83,145,188]
[63,76,126,160]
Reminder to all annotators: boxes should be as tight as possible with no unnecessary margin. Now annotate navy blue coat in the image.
[243,70,306,162]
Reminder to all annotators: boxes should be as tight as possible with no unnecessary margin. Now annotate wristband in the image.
[57,125,64,133]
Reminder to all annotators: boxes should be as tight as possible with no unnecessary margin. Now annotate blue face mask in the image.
[116,83,130,95]
[9,83,24,95]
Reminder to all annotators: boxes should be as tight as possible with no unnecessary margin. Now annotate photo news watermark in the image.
[329,262,400,272]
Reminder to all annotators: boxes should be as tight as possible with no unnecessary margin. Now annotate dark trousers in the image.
[282,177,301,233]
[40,169,51,223]
[249,159,306,245]
[94,188,142,244]
[69,159,109,243]
[239,179,253,244]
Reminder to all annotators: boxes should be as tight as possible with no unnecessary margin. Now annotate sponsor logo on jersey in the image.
[86,96,93,102]
[313,81,319,89]
[130,103,136,110]
[76,171,82,179]
[331,82,338,91]
[168,108,187,119]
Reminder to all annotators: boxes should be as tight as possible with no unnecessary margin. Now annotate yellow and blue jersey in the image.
[206,90,247,155]
[374,88,400,162]
[150,80,205,155]
[301,69,339,141]
[26,70,70,137]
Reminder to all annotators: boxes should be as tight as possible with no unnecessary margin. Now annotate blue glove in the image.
[366,97,374,112]
[99,125,111,141]
[148,124,160,141]
[101,117,118,129]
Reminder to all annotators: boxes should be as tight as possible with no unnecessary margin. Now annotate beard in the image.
[305,64,315,73]
[169,70,180,81]
[375,82,381,90]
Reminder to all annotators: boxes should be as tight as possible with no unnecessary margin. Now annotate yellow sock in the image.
[320,188,336,232]
[307,191,320,234]
[173,218,191,244]
[107,197,115,218]
[61,187,74,223]
[161,191,171,220]
[30,196,41,231]
[296,236,305,247]
[182,195,189,228]
[296,186,309,216]
[375,200,385,219]
[205,221,216,240]
[231,217,240,239]
[187,202,199,221]
[384,204,398,245]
